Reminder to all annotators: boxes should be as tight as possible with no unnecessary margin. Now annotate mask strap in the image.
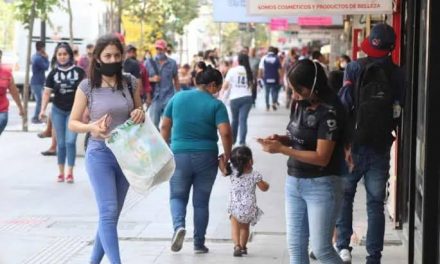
[310,61,318,97]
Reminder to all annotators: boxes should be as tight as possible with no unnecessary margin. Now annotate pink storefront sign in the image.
[270,18,289,30]
[298,16,333,26]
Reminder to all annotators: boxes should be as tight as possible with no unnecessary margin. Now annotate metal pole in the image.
[41,20,46,44]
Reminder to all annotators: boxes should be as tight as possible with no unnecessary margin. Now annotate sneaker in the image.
[194,245,209,254]
[233,245,242,257]
[309,250,317,260]
[57,174,65,182]
[339,249,352,263]
[66,175,74,184]
[171,227,186,252]
[272,104,278,111]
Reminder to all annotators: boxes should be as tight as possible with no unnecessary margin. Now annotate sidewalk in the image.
[0,94,407,264]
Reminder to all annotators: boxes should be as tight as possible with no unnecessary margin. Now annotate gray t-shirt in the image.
[79,74,136,140]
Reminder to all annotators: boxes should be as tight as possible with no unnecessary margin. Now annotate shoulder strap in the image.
[149,58,160,76]
[123,74,134,100]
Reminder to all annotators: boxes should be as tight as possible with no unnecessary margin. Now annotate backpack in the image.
[352,58,395,149]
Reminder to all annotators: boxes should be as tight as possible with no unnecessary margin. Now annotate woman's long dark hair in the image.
[238,53,253,85]
[287,59,333,102]
[195,62,223,87]
[89,34,124,90]
[50,42,74,69]
[230,146,253,177]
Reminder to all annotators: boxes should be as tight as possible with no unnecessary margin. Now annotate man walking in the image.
[335,23,404,264]
[258,46,282,111]
[30,41,49,124]
[145,39,179,128]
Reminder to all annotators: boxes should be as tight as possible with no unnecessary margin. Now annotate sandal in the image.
[41,150,57,156]
[241,247,248,255]
[233,245,242,257]
[37,132,51,138]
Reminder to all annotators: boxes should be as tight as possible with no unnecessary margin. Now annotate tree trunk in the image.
[67,0,74,47]
[23,0,37,131]
[117,0,122,33]
[140,0,146,48]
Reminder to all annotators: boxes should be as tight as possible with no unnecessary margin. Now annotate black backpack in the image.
[352,58,395,149]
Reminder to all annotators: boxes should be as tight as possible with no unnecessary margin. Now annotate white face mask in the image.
[340,61,347,69]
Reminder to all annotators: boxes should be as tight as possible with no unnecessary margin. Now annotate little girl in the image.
[219,146,270,257]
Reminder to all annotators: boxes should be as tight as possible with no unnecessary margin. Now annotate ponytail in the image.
[195,63,223,86]
[238,54,253,84]
[230,146,253,177]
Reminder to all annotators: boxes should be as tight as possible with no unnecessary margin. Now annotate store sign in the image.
[270,18,289,30]
[247,0,393,15]
[298,16,333,26]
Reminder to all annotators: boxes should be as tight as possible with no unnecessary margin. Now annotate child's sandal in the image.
[241,246,248,255]
[233,245,242,257]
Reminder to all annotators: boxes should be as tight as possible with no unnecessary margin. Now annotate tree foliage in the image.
[0,0,16,50]
[113,0,199,47]
[13,0,59,26]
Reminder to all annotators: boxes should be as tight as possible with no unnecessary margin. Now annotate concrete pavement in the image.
[0,94,407,263]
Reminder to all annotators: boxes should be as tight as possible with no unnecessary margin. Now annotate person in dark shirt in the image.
[258,59,344,264]
[125,44,151,106]
[30,41,50,123]
[39,42,85,184]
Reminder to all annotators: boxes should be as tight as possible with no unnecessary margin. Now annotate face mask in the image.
[340,61,347,69]
[156,53,167,61]
[98,62,122,77]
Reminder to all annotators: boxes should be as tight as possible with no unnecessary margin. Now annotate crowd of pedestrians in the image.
[0,22,403,264]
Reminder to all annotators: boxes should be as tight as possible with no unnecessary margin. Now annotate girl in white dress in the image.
[219,146,270,257]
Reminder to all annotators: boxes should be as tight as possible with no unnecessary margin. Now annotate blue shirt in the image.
[145,56,178,102]
[31,53,49,85]
[164,89,230,154]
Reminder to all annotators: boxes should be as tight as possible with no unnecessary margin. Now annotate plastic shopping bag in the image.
[106,116,175,194]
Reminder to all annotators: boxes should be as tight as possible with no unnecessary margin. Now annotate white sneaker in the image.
[339,249,352,263]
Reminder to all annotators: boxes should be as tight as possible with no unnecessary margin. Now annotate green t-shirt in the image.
[164,89,229,154]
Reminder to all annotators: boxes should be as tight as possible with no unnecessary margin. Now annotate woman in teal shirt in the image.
[161,62,233,254]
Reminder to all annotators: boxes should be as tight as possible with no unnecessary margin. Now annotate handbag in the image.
[105,116,175,194]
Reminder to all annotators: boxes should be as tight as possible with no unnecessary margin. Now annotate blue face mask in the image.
[156,53,167,61]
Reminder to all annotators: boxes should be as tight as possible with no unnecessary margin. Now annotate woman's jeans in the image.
[230,96,253,145]
[0,112,8,135]
[285,175,343,264]
[51,105,77,167]
[170,152,218,247]
[86,140,129,264]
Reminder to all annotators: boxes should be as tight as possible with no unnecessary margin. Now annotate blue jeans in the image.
[336,146,391,264]
[285,175,343,264]
[0,112,8,135]
[230,96,253,145]
[170,152,218,247]
[265,84,280,107]
[31,84,43,120]
[149,98,169,129]
[51,105,78,167]
[86,140,129,264]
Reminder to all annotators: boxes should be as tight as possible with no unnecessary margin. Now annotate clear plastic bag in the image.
[106,116,175,194]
